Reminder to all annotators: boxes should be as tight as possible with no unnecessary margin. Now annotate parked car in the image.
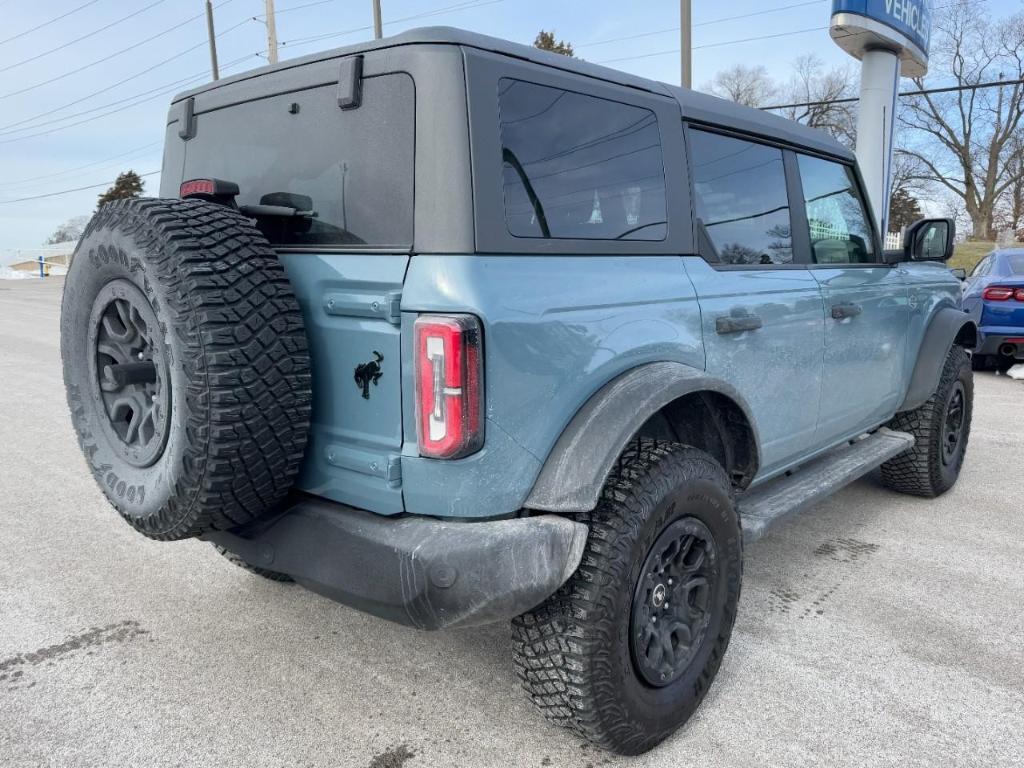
[961,248,1024,370]
[59,27,977,755]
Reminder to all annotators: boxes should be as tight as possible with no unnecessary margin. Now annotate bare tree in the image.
[781,54,858,147]
[703,64,777,107]
[898,1,1024,240]
[45,215,90,245]
[995,134,1024,236]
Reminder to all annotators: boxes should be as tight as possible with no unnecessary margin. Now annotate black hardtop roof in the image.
[172,25,852,161]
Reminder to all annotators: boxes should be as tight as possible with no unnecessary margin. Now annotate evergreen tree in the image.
[97,171,145,209]
[533,30,574,57]
[888,188,923,233]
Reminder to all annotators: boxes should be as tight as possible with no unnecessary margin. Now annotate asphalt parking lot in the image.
[1,276,1022,768]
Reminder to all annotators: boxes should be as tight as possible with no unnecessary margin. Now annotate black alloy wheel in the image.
[941,382,966,467]
[630,517,718,688]
[88,279,171,468]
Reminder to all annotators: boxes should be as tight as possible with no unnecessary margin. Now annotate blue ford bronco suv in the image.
[61,28,977,754]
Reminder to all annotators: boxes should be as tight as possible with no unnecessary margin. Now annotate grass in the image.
[950,241,997,272]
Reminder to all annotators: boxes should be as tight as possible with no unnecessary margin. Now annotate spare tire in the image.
[61,198,312,541]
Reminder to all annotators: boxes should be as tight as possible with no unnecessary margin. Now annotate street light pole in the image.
[265,0,279,64]
[205,0,220,81]
[372,0,383,40]
[680,0,692,89]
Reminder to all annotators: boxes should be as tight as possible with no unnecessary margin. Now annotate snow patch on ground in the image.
[1007,364,1024,381]
[0,267,39,280]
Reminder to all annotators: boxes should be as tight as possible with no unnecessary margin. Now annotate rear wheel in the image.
[512,440,742,755]
[61,198,312,540]
[881,345,973,497]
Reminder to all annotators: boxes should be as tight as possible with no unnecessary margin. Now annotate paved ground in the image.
[1,276,1022,768]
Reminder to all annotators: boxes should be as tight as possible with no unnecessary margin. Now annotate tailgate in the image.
[282,254,409,514]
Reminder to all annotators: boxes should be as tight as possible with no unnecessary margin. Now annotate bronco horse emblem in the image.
[354,351,384,399]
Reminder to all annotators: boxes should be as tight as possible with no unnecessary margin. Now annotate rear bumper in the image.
[977,326,1024,358]
[203,498,588,630]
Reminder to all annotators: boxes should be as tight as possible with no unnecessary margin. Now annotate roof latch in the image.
[337,55,364,110]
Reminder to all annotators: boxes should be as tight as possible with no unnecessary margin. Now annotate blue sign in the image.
[832,0,932,56]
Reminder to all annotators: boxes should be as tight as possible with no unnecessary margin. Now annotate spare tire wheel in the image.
[60,197,312,541]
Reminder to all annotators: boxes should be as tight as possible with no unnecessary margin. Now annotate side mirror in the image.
[950,267,967,281]
[904,218,955,262]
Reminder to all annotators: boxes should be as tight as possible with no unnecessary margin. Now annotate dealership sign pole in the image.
[830,0,933,235]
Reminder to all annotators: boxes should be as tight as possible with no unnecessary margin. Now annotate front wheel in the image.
[512,440,742,755]
[881,345,973,497]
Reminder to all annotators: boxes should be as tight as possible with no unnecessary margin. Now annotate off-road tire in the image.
[880,345,972,497]
[512,440,742,755]
[213,544,293,582]
[61,198,312,541]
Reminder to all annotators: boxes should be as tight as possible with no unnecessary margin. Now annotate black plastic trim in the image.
[898,307,979,412]
[203,497,588,630]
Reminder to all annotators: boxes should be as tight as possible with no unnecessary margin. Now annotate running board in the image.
[738,429,915,544]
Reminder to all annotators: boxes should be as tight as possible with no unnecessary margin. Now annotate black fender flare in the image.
[523,362,761,513]
[898,307,978,413]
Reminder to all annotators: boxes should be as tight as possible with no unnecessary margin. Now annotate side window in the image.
[970,256,991,277]
[688,129,793,265]
[497,79,667,241]
[797,155,876,264]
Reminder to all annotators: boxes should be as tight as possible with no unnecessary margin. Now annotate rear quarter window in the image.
[497,78,667,241]
[181,72,414,248]
[1006,253,1024,275]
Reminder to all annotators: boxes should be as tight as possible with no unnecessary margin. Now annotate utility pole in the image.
[372,0,383,40]
[204,0,219,81]
[680,0,692,89]
[265,0,279,64]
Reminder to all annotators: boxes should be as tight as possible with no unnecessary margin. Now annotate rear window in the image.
[497,78,667,241]
[181,73,414,248]
[1007,254,1024,274]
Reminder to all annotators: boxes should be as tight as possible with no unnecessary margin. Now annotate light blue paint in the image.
[682,258,825,476]
[400,254,705,517]
[280,253,409,514]
[811,265,909,444]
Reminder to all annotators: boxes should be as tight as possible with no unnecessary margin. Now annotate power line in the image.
[0,0,242,100]
[577,0,827,49]
[0,0,169,74]
[761,78,1024,111]
[274,0,503,52]
[3,142,163,187]
[0,0,104,46]
[0,53,255,144]
[595,27,827,65]
[0,51,255,137]
[581,0,985,58]
[0,171,161,206]
[4,147,164,193]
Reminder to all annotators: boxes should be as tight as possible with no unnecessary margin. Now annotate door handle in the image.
[715,314,763,334]
[831,302,862,320]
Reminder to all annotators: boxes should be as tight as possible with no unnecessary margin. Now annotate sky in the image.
[0,0,1019,256]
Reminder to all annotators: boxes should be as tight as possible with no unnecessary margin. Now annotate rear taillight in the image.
[982,286,1021,301]
[414,315,483,459]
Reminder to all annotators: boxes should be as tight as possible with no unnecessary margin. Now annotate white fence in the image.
[808,219,903,250]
